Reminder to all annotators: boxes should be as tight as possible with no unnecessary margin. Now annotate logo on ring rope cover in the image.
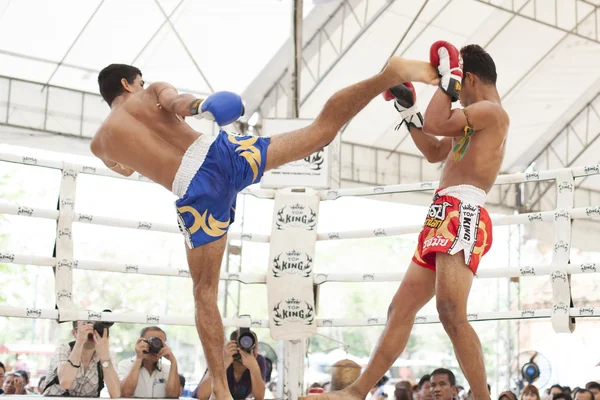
[581,263,597,273]
[17,206,33,216]
[579,307,594,316]
[272,250,312,278]
[414,315,428,323]
[528,213,543,222]
[551,271,568,283]
[57,290,72,301]
[62,169,77,180]
[558,181,574,193]
[554,241,569,253]
[276,203,317,230]
[553,303,569,314]
[272,298,314,326]
[22,156,38,165]
[87,311,102,321]
[0,253,15,263]
[57,259,73,271]
[584,165,600,175]
[525,171,540,181]
[26,308,42,318]
[146,315,160,324]
[585,206,600,216]
[521,310,536,318]
[520,267,536,276]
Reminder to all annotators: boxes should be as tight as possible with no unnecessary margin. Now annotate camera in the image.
[233,328,256,361]
[142,337,164,355]
[88,310,114,339]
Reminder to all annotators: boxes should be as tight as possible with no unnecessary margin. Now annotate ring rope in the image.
[1,305,598,328]
[0,252,597,284]
[1,201,599,243]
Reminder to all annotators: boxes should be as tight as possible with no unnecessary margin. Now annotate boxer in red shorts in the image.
[304,43,508,400]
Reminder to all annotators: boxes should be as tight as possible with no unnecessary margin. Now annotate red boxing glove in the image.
[430,40,463,102]
[383,82,423,130]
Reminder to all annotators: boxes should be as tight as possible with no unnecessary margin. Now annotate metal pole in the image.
[288,0,303,119]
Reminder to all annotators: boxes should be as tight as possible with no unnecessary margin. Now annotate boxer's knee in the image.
[436,297,464,335]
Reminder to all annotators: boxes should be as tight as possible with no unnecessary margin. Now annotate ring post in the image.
[55,162,80,322]
[550,169,575,333]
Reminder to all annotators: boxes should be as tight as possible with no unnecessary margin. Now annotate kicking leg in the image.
[187,236,232,400]
[435,252,489,400]
[265,58,438,170]
[302,262,436,400]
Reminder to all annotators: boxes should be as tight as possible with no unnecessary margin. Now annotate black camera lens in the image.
[239,335,254,349]
[237,328,256,352]
[143,337,164,355]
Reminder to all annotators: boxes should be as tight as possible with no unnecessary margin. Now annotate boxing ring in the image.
[1,150,600,399]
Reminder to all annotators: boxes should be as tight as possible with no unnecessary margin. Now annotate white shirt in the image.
[117,357,171,398]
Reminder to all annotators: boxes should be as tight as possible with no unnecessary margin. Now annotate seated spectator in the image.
[575,390,595,400]
[586,382,600,400]
[0,361,5,395]
[430,369,456,400]
[14,370,31,394]
[520,384,541,400]
[418,375,433,400]
[551,385,565,399]
[554,393,573,400]
[118,326,180,398]
[43,321,120,397]
[178,374,186,397]
[193,329,267,400]
[396,380,413,400]
[499,391,518,400]
[395,387,411,400]
[37,376,46,395]
[3,372,22,395]
[370,375,389,400]
[412,384,419,400]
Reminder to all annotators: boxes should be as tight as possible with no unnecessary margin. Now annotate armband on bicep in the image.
[189,99,203,116]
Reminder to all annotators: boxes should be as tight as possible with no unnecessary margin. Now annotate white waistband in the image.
[172,135,216,198]
[437,184,487,206]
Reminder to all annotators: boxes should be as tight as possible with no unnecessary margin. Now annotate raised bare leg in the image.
[187,236,232,400]
[265,58,438,170]
[302,262,436,400]
[435,252,489,400]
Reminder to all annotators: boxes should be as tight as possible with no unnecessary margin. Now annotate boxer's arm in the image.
[409,127,453,163]
[423,89,499,137]
[149,82,198,117]
[90,138,135,176]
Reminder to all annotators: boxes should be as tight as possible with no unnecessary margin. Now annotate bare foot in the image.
[300,386,365,400]
[385,57,439,86]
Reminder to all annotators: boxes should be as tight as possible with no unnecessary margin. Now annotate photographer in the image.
[193,329,266,400]
[43,320,120,397]
[117,326,180,398]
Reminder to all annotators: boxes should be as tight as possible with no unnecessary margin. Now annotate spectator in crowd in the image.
[396,380,413,400]
[575,390,595,400]
[43,321,120,397]
[565,388,573,397]
[586,382,600,400]
[553,393,572,400]
[0,361,5,395]
[395,386,411,400]
[2,372,22,395]
[412,384,420,400]
[118,326,180,398]
[499,391,518,400]
[193,329,267,400]
[178,374,186,397]
[418,375,433,400]
[430,368,456,400]
[520,384,541,400]
[37,376,47,395]
[551,385,565,399]
[14,370,30,394]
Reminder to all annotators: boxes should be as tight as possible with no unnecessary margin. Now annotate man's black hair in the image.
[460,44,497,85]
[430,368,456,386]
[98,64,142,106]
[140,326,167,341]
[418,375,431,390]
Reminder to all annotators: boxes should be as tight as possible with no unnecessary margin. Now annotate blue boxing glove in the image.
[189,91,245,126]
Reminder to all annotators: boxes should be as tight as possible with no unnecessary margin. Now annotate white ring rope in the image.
[1,252,597,283]
[1,151,600,330]
[1,201,599,243]
[1,305,597,328]
[2,152,600,200]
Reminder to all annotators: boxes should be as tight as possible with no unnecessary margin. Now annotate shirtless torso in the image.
[437,101,508,192]
[91,85,200,191]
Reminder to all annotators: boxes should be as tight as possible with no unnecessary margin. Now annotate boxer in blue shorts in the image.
[91,58,439,400]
